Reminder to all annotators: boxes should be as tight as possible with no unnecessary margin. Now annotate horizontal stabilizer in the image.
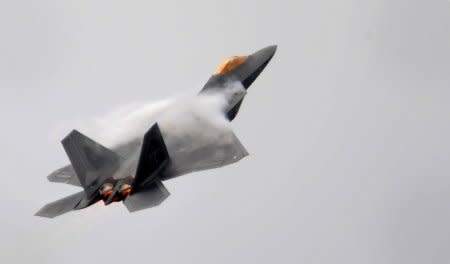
[124,180,170,212]
[35,191,86,218]
[47,165,80,186]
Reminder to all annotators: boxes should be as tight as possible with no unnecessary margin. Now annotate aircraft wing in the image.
[160,129,249,180]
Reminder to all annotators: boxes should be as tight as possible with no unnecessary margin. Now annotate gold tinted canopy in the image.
[214,56,248,75]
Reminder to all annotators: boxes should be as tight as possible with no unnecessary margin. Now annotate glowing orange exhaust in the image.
[99,183,114,198]
[120,184,132,197]
[102,190,113,198]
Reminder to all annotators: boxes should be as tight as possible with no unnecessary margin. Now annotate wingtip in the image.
[34,209,55,219]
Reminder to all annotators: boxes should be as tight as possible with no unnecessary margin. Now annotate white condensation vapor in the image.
[60,81,246,149]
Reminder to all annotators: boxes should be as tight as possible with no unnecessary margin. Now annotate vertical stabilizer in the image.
[62,130,122,195]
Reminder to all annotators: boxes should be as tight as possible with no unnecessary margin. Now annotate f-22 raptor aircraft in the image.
[35,45,277,218]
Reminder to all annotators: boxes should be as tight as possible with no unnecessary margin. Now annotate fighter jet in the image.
[35,45,277,218]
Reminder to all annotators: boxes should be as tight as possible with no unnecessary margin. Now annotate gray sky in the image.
[1,0,449,263]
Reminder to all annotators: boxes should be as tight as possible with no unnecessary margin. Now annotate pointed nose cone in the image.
[201,45,278,92]
[253,45,277,62]
[239,45,277,88]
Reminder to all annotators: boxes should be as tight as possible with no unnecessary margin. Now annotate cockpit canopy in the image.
[213,56,248,75]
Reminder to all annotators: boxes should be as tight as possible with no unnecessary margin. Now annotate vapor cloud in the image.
[57,81,246,151]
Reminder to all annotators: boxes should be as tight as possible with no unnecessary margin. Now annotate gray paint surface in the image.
[1,0,450,263]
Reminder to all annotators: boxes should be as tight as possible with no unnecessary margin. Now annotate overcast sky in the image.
[1,1,449,263]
